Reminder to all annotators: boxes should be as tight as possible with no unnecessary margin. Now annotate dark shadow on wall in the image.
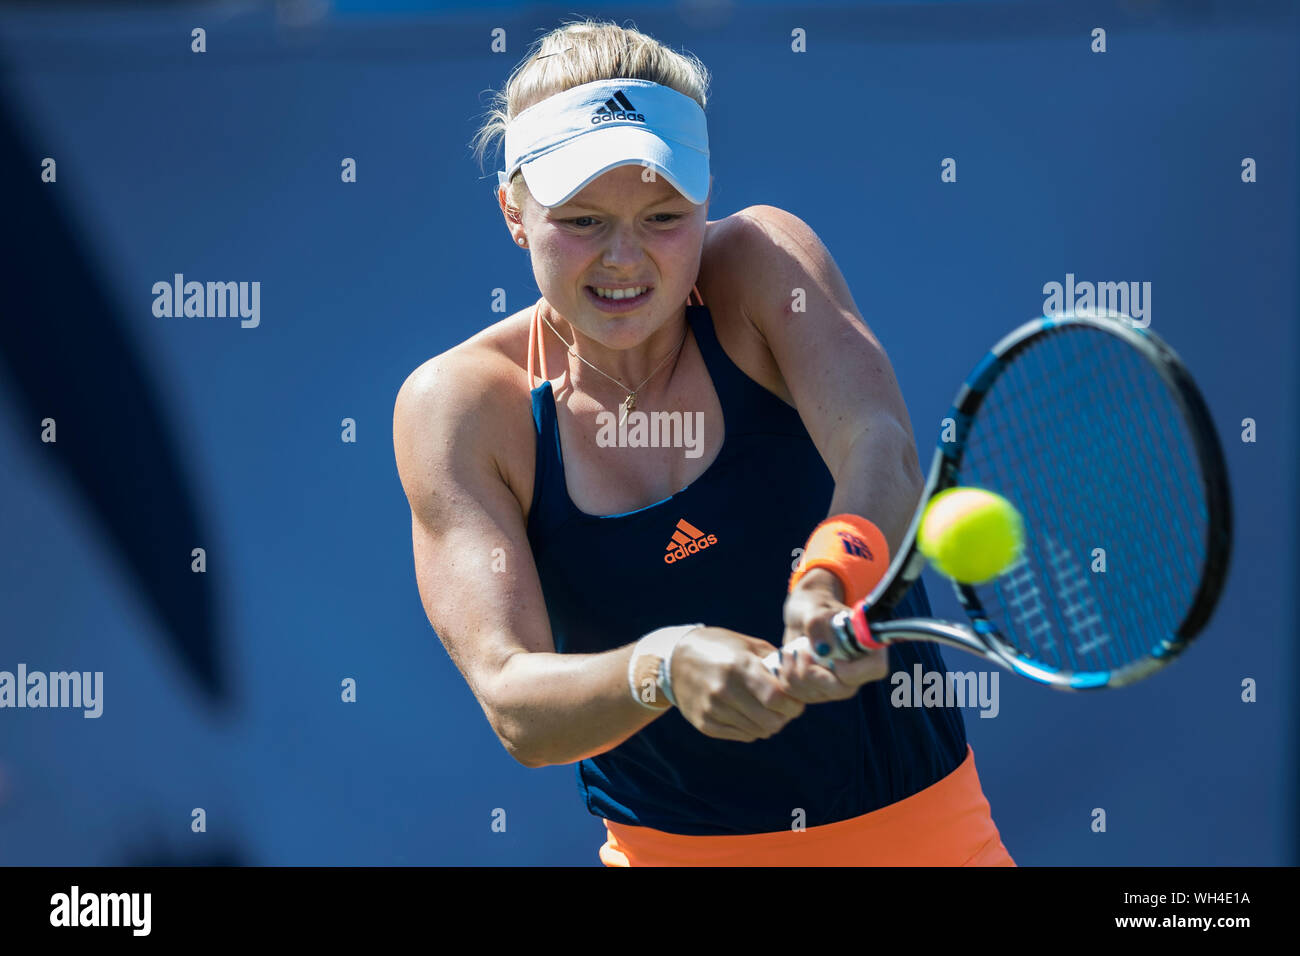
[0,87,231,710]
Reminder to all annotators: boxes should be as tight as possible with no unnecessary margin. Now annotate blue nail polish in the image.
[792,649,799,662]
[778,648,784,663]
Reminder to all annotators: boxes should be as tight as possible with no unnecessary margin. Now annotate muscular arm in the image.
[825,413,925,558]
[708,206,925,701]
[393,352,666,768]
[724,205,925,560]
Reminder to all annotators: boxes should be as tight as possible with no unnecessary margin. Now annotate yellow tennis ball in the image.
[917,487,1024,584]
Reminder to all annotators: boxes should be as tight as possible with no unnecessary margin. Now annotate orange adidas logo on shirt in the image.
[664,518,718,564]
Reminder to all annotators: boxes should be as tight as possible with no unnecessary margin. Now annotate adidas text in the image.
[591,111,644,124]
[664,519,717,564]
[664,533,718,564]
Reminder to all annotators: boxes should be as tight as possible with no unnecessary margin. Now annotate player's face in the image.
[521,164,710,350]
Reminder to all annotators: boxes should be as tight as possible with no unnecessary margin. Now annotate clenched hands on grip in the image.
[668,572,890,743]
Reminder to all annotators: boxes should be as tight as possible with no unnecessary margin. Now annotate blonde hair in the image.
[472,18,711,219]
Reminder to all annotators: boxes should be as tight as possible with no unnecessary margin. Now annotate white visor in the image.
[496,78,710,208]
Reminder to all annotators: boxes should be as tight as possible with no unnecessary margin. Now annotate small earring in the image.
[517,237,527,247]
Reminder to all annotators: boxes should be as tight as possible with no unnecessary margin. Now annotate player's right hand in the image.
[669,627,806,742]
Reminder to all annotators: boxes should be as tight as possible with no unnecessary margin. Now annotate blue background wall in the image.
[0,0,1294,865]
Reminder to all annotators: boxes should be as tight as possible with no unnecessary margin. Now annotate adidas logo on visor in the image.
[591,90,646,124]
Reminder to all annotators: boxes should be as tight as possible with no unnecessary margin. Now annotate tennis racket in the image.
[762,311,1232,690]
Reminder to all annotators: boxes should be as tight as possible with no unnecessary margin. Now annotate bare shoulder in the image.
[703,205,827,285]
[696,206,819,405]
[393,309,537,511]
[701,205,824,313]
[394,313,526,432]
[396,309,529,397]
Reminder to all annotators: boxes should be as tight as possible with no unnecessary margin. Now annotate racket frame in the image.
[827,311,1233,690]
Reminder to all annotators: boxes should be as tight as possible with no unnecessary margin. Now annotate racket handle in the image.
[760,635,833,673]
[761,603,883,675]
[839,601,885,652]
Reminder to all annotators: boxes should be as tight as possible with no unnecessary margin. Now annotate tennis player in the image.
[393,19,1014,866]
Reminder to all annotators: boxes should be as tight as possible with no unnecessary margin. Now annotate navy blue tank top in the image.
[525,302,967,836]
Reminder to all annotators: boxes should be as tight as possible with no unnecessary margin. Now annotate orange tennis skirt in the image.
[599,744,1015,866]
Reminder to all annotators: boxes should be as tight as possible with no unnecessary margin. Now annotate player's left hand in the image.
[777,570,890,703]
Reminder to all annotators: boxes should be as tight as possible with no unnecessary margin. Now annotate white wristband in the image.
[627,624,704,710]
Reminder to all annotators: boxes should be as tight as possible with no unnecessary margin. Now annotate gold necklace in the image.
[540,310,689,425]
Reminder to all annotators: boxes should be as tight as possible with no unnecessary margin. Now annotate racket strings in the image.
[1053,327,1204,636]
[1021,330,1201,666]
[976,348,1127,673]
[958,325,1209,679]
[1054,326,1205,660]
[1013,332,1196,671]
